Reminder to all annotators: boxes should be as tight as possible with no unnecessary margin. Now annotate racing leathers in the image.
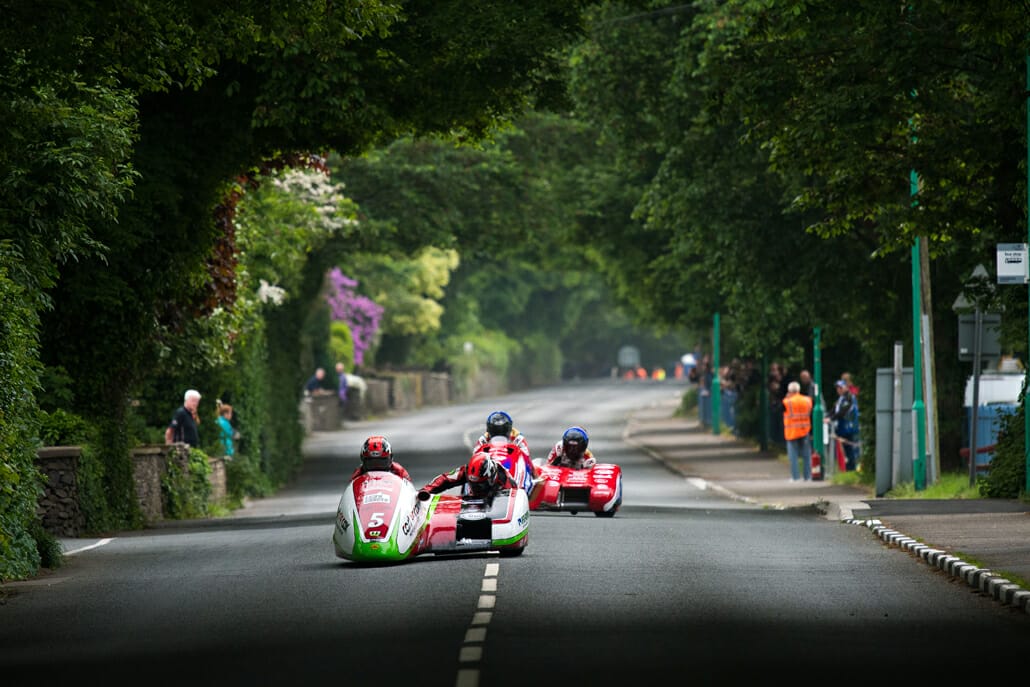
[545,442,597,469]
[475,427,530,458]
[418,455,518,500]
[350,462,411,483]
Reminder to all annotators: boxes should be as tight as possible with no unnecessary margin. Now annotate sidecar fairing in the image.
[529,462,622,517]
[332,471,430,563]
[422,487,530,557]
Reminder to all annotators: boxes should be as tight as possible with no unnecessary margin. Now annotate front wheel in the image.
[594,509,616,518]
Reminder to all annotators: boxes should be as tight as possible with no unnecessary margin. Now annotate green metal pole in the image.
[1025,50,1030,494]
[909,60,928,489]
[912,228,927,490]
[812,328,824,474]
[712,312,721,435]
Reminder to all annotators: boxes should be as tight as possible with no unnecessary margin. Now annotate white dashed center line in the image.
[456,562,501,687]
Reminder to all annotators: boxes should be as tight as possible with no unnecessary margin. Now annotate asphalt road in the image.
[3,380,1028,686]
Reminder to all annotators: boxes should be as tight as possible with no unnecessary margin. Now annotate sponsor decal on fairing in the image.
[402,501,422,536]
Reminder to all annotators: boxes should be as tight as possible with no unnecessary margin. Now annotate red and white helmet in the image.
[466,453,500,494]
[360,435,393,471]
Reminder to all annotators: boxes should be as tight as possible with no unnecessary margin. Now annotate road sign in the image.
[996,243,1028,284]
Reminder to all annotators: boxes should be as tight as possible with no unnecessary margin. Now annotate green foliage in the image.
[559,0,1030,472]
[31,519,64,571]
[0,53,138,308]
[446,330,519,401]
[224,453,274,509]
[161,448,212,520]
[981,403,1028,500]
[75,421,142,533]
[511,333,562,390]
[0,0,588,543]
[329,321,355,371]
[831,470,867,489]
[0,256,45,582]
[368,248,459,336]
[37,409,91,447]
[678,387,699,415]
[887,472,984,500]
[237,169,362,298]
[329,115,689,385]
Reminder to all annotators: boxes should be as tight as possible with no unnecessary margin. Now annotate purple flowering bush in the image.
[326,267,383,367]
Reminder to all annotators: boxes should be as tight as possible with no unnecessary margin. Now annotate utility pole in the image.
[911,236,928,489]
[1025,48,1030,494]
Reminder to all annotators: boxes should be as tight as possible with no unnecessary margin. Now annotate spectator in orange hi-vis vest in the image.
[782,381,813,482]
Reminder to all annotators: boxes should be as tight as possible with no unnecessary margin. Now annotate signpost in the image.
[954,264,1002,487]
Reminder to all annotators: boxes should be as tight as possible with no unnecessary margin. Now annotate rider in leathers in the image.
[545,426,596,469]
[475,410,539,479]
[417,451,517,501]
[350,435,411,482]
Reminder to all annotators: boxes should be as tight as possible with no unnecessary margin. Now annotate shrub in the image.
[981,402,1028,499]
[162,447,212,519]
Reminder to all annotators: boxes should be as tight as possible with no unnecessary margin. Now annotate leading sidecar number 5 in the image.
[365,512,386,528]
[364,512,387,538]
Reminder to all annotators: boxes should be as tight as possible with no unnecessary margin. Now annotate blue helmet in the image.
[562,426,588,459]
[486,411,513,438]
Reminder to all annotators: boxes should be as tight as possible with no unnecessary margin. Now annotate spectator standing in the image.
[334,361,349,416]
[782,381,813,481]
[767,362,786,445]
[720,362,739,434]
[840,371,860,397]
[798,369,815,399]
[798,369,823,436]
[698,355,714,427]
[165,389,201,447]
[828,379,860,471]
[215,401,236,459]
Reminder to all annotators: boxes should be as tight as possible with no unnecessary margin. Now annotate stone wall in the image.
[36,444,228,535]
[34,369,460,535]
[35,446,85,537]
[131,445,174,525]
[423,373,451,406]
[300,394,341,432]
[387,373,420,411]
[208,456,226,504]
[129,445,227,525]
[364,378,391,414]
